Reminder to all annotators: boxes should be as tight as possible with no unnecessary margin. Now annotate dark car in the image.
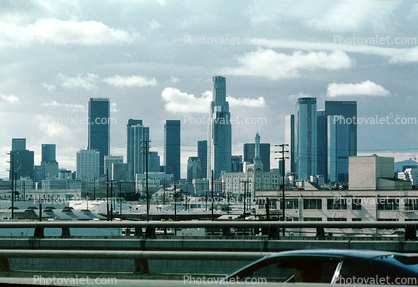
[222,249,418,284]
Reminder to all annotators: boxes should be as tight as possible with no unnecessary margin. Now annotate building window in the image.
[377,199,399,211]
[352,198,362,210]
[377,218,399,221]
[327,198,347,210]
[352,218,362,221]
[405,199,418,211]
[268,199,277,210]
[281,199,299,210]
[304,199,322,210]
[304,217,322,221]
[327,218,347,221]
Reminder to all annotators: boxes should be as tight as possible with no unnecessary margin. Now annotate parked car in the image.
[222,249,418,284]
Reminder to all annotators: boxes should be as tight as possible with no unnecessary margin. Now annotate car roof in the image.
[264,249,397,260]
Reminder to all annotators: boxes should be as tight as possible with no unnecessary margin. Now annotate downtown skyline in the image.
[0,1,418,179]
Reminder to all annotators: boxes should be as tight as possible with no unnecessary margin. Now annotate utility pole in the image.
[110,180,113,221]
[7,152,16,219]
[174,184,177,221]
[140,140,151,221]
[93,178,96,201]
[276,144,288,236]
[211,170,214,221]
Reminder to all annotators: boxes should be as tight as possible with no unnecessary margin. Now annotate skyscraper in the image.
[104,155,123,177]
[325,101,357,156]
[328,115,350,183]
[317,110,327,181]
[41,144,58,179]
[164,120,181,181]
[133,123,150,177]
[127,119,143,180]
[76,149,100,179]
[88,98,110,176]
[10,139,34,180]
[197,140,207,179]
[295,97,317,180]
[207,76,232,179]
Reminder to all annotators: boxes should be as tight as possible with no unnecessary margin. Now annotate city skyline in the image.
[1,1,418,179]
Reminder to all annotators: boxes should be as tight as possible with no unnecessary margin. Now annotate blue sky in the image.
[0,0,418,179]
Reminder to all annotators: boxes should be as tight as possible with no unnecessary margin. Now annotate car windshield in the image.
[227,256,342,283]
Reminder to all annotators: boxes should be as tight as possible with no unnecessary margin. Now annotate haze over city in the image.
[1,1,418,179]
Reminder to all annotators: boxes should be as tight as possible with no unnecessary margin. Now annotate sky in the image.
[1,0,418,179]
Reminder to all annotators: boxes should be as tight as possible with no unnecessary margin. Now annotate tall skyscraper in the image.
[41,144,58,179]
[164,120,181,181]
[317,110,327,181]
[88,98,110,176]
[187,157,201,183]
[76,149,100,179]
[284,114,295,174]
[197,140,207,179]
[127,119,143,180]
[207,76,232,179]
[10,139,34,180]
[133,123,150,177]
[328,115,350,183]
[295,97,317,180]
[325,101,357,156]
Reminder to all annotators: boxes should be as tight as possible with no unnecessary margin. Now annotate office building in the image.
[10,138,34,180]
[88,98,110,176]
[317,111,327,181]
[127,119,143,180]
[231,155,243,172]
[327,115,350,183]
[187,157,202,183]
[76,149,100,179]
[207,76,232,179]
[104,155,123,177]
[243,143,270,172]
[294,97,317,180]
[164,120,181,181]
[41,144,58,179]
[197,140,207,179]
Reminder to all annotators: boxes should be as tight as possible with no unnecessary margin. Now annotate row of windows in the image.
[259,198,418,211]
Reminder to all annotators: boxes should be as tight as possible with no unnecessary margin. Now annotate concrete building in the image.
[197,140,207,179]
[88,98,110,175]
[294,97,317,180]
[187,157,201,183]
[126,119,143,180]
[207,76,232,179]
[10,138,35,181]
[349,155,412,190]
[112,163,129,181]
[76,149,100,179]
[231,155,243,172]
[164,120,181,181]
[285,114,295,174]
[104,155,123,177]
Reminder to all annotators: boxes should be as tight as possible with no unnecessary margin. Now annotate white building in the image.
[349,155,412,190]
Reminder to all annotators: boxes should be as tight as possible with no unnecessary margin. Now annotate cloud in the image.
[327,80,391,97]
[170,76,180,84]
[58,73,99,90]
[1,94,19,103]
[103,75,157,88]
[161,87,211,113]
[388,47,418,63]
[226,96,266,108]
[221,49,353,80]
[288,92,311,100]
[34,114,71,139]
[110,102,119,112]
[161,88,267,113]
[41,101,84,110]
[0,18,139,47]
[42,82,56,92]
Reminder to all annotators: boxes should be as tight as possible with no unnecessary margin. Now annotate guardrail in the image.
[0,250,270,273]
[0,221,416,240]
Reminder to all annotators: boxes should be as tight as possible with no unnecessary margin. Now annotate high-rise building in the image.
[317,111,327,181]
[88,98,110,176]
[10,138,34,180]
[295,97,317,180]
[207,76,232,179]
[187,157,201,183]
[328,115,350,183]
[133,124,150,177]
[325,101,357,156]
[164,120,181,181]
[284,114,295,174]
[104,155,123,176]
[197,140,207,179]
[243,143,270,172]
[76,149,100,179]
[231,155,243,172]
[148,151,161,173]
[127,119,143,180]
[41,144,58,179]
